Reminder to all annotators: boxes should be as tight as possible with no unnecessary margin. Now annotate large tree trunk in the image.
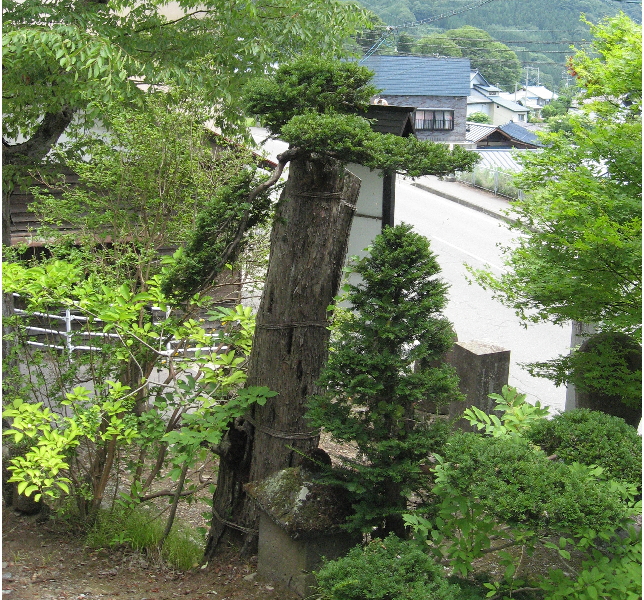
[204,154,361,559]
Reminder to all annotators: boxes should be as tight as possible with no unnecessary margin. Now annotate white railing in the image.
[13,295,224,357]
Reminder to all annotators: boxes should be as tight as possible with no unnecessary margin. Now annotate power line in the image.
[397,0,504,28]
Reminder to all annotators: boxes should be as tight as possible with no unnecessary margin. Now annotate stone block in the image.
[257,514,360,597]
[246,465,360,597]
[446,340,510,429]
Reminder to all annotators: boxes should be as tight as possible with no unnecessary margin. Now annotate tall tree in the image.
[444,26,522,90]
[1,0,371,366]
[2,0,371,238]
[414,33,462,57]
[189,57,478,557]
[470,14,641,406]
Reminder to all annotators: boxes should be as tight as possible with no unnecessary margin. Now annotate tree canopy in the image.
[243,57,479,176]
[2,0,371,173]
[28,97,269,291]
[470,14,641,399]
[413,33,462,58]
[411,27,522,90]
[442,26,522,90]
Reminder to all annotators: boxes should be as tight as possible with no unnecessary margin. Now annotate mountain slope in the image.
[356,0,641,88]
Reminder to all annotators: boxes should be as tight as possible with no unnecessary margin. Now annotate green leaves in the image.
[3,0,372,164]
[243,56,378,134]
[469,15,642,401]
[315,533,463,600]
[4,252,271,516]
[463,385,550,437]
[3,398,79,501]
[246,56,479,177]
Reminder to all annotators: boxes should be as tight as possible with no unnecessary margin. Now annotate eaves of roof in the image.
[499,122,542,147]
[490,96,529,113]
[468,89,493,104]
[465,123,497,143]
[363,105,417,137]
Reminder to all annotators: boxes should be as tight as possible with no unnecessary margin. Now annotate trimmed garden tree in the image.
[307,224,460,537]
[188,57,478,557]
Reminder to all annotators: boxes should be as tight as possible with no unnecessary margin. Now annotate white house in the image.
[467,71,529,126]
[499,85,557,119]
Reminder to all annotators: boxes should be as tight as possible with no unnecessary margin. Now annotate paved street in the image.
[394,177,571,413]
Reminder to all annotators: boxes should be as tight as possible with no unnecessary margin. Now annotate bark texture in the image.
[204,155,361,558]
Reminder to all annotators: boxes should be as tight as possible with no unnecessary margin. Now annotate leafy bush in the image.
[463,385,550,437]
[524,409,642,487]
[315,533,462,600]
[2,258,275,530]
[439,432,629,532]
[467,111,491,124]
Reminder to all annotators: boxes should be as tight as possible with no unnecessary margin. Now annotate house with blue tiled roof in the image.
[465,121,542,149]
[467,71,529,126]
[359,55,471,144]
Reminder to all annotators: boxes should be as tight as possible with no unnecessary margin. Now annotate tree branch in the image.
[200,146,302,287]
[139,479,211,502]
[3,107,76,166]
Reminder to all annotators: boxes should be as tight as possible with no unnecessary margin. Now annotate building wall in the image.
[489,103,528,127]
[379,95,468,143]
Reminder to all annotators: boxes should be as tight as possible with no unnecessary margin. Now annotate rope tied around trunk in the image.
[211,507,259,535]
[244,414,320,441]
[295,190,357,211]
[256,321,329,330]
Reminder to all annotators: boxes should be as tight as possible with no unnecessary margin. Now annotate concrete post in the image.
[446,340,511,429]
[564,321,596,411]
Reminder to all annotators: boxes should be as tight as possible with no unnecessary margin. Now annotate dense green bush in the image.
[524,409,642,487]
[467,111,491,124]
[439,432,629,532]
[315,533,462,600]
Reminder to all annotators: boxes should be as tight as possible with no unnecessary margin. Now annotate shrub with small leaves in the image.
[307,224,460,535]
[524,408,642,488]
[315,533,462,600]
[438,432,629,532]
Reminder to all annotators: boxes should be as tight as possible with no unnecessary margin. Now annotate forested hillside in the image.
[355,0,641,89]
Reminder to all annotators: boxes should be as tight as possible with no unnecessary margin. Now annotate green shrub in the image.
[439,432,629,532]
[307,224,460,535]
[315,533,461,600]
[525,409,642,487]
[467,111,491,124]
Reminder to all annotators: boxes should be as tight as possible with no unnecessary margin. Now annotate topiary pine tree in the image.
[307,223,462,537]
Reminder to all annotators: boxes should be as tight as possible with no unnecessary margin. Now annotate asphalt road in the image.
[394,178,571,413]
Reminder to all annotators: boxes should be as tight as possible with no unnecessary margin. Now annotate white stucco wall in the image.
[345,163,384,262]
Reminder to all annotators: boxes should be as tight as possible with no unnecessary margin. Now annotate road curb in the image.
[410,182,517,225]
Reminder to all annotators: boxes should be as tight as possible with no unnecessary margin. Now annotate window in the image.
[415,109,454,131]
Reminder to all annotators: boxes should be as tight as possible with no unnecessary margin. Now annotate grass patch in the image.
[86,504,203,570]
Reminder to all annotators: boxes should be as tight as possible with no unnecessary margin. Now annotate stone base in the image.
[257,514,360,597]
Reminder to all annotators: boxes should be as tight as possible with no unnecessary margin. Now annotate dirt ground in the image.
[1,434,356,600]
[1,503,300,600]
